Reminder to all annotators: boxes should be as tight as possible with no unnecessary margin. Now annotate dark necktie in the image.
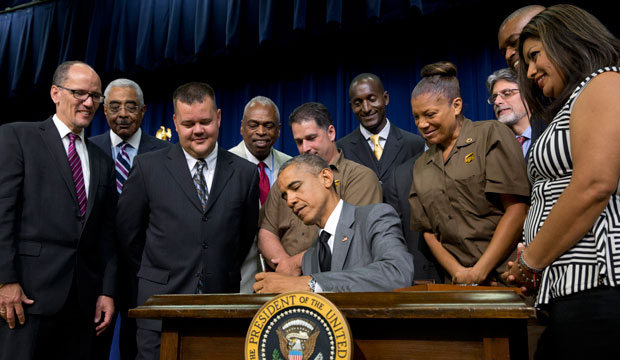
[258,161,270,206]
[193,159,208,294]
[517,135,527,149]
[68,133,87,222]
[318,230,332,272]
[115,142,131,194]
[193,160,209,211]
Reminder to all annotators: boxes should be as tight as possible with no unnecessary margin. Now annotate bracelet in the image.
[517,251,544,274]
[516,251,542,289]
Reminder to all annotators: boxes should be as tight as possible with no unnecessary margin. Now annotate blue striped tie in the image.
[192,160,209,211]
[115,142,131,194]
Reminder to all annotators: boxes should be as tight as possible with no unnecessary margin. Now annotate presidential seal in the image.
[245,292,352,360]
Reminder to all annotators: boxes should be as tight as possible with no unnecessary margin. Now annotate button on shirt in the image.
[359,119,391,152]
[111,128,141,166]
[183,143,218,193]
[53,114,90,198]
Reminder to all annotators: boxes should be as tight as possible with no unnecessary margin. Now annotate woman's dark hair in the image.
[411,61,462,117]
[518,4,620,122]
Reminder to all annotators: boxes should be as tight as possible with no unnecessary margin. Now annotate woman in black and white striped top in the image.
[501,5,620,358]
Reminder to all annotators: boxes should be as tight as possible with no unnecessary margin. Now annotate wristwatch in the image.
[307,277,317,293]
[0,284,4,290]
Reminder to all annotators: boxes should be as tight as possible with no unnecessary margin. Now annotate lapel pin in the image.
[464,152,474,164]
[342,236,348,242]
[466,137,473,143]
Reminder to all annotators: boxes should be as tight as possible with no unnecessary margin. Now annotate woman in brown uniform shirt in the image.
[409,62,530,285]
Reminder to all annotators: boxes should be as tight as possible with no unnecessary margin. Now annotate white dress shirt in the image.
[53,114,90,198]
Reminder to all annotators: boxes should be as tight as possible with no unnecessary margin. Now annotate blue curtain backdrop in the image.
[1,0,616,157]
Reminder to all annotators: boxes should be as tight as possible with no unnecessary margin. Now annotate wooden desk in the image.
[130,291,535,360]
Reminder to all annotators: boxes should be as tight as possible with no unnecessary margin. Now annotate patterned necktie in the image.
[68,133,87,221]
[517,135,527,149]
[258,162,270,206]
[193,160,209,211]
[115,142,131,194]
[370,134,383,160]
[318,230,332,272]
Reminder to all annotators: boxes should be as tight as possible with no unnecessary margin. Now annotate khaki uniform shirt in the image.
[261,150,382,255]
[409,118,530,271]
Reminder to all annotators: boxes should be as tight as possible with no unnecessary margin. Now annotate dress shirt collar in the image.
[183,142,218,172]
[521,125,532,140]
[321,199,344,243]
[359,119,391,141]
[52,114,85,142]
[242,141,274,170]
[111,128,142,149]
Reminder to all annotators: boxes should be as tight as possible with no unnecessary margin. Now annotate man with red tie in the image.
[229,96,291,293]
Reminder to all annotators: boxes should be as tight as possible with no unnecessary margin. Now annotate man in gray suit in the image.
[253,154,413,293]
[89,78,170,360]
[229,96,291,293]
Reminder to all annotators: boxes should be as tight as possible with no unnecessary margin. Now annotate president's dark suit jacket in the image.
[337,124,425,185]
[383,155,443,283]
[302,202,413,291]
[89,130,171,158]
[117,144,259,331]
[0,118,117,318]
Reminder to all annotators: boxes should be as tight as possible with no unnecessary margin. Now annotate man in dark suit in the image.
[117,82,259,360]
[486,68,545,160]
[253,154,413,294]
[337,73,425,185]
[89,78,170,360]
[497,6,546,160]
[383,154,442,283]
[0,61,117,360]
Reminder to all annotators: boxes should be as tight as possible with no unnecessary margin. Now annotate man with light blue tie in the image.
[229,96,291,293]
[89,78,170,360]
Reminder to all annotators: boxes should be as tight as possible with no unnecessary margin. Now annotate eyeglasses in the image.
[55,84,105,104]
[105,103,140,114]
[487,88,520,105]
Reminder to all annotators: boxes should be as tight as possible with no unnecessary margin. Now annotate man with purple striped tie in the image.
[0,61,118,360]
[90,79,170,360]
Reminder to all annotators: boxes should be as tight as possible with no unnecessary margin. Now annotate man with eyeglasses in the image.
[486,68,537,158]
[89,79,170,360]
[0,61,117,359]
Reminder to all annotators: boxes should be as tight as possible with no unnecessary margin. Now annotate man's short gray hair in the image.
[486,67,519,96]
[104,78,145,106]
[243,96,280,123]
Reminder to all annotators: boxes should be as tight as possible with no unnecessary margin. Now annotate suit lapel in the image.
[350,128,379,174]
[84,140,99,223]
[331,202,355,271]
[138,134,158,154]
[377,125,402,179]
[204,148,233,214]
[100,131,113,157]
[165,144,204,212]
[39,118,79,206]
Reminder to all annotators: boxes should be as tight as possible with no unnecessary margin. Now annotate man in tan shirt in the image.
[258,102,382,276]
